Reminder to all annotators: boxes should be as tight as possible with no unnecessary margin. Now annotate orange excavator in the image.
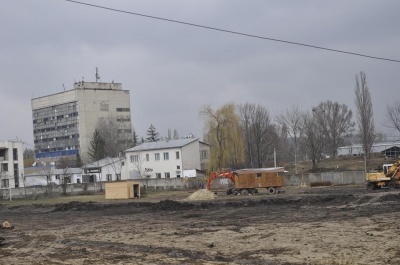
[206,171,237,191]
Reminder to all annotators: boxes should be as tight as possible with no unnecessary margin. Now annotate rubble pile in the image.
[1,221,14,229]
[186,189,217,201]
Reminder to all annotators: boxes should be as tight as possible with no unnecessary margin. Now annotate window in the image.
[176,151,180,159]
[116,108,130,112]
[164,172,170,178]
[2,179,9,188]
[163,152,169,160]
[177,175,180,178]
[201,150,208,159]
[177,165,180,170]
[106,174,112,181]
[146,154,149,161]
[155,153,160,161]
[156,173,161,178]
[130,155,139,163]
[116,174,121,181]
[55,175,60,180]
[13,148,18,161]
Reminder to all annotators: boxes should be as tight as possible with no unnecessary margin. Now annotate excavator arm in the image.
[206,171,236,190]
[386,160,400,180]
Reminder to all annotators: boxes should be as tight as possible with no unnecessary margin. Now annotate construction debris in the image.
[1,221,14,229]
[186,189,217,201]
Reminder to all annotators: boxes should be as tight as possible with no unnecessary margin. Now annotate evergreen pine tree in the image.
[132,130,139,147]
[87,129,106,162]
[75,152,83,167]
[146,124,160,142]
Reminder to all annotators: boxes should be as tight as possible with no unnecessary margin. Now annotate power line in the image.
[64,0,400,63]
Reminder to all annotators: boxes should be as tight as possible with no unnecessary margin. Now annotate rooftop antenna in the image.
[95,67,100,82]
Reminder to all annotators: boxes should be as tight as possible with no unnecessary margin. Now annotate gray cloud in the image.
[1,0,400,145]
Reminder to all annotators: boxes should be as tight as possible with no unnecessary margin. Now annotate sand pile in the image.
[186,189,217,201]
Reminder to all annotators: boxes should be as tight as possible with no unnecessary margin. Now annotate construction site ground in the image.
[1,185,400,265]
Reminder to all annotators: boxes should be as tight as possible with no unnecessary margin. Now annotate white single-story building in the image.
[82,157,125,183]
[24,167,83,186]
[337,141,400,157]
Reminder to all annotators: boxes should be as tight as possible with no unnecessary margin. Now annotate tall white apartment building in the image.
[0,140,24,188]
[31,81,132,164]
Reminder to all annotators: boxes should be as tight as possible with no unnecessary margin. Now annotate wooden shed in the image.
[105,181,140,200]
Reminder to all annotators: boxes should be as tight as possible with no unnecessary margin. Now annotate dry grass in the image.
[0,194,107,206]
[297,154,393,173]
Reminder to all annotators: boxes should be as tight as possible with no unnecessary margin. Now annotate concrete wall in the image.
[283,171,365,186]
[0,182,101,200]
[0,171,367,200]
[182,141,201,170]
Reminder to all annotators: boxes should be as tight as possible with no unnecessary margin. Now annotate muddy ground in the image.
[1,186,400,265]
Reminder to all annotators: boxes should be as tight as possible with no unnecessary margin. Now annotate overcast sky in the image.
[1,0,400,147]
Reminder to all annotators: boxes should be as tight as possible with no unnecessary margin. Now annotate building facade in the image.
[124,138,210,179]
[338,142,400,157]
[82,157,125,183]
[0,140,24,188]
[31,81,132,164]
[24,168,83,186]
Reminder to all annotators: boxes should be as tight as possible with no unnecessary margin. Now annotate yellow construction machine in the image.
[366,159,400,190]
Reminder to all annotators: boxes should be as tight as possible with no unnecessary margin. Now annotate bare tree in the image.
[58,156,75,195]
[239,103,255,167]
[128,152,146,179]
[239,103,278,168]
[39,166,55,195]
[313,101,355,158]
[107,156,124,180]
[354,71,375,170]
[300,111,325,171]
[276,106,303,173]
[23,148,35,168]
[97,115,133,157]
[386,100,400,133]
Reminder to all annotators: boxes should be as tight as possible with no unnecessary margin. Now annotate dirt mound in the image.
[151,200,194,211]
[52,201,101,212]
[186,189,217,201]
